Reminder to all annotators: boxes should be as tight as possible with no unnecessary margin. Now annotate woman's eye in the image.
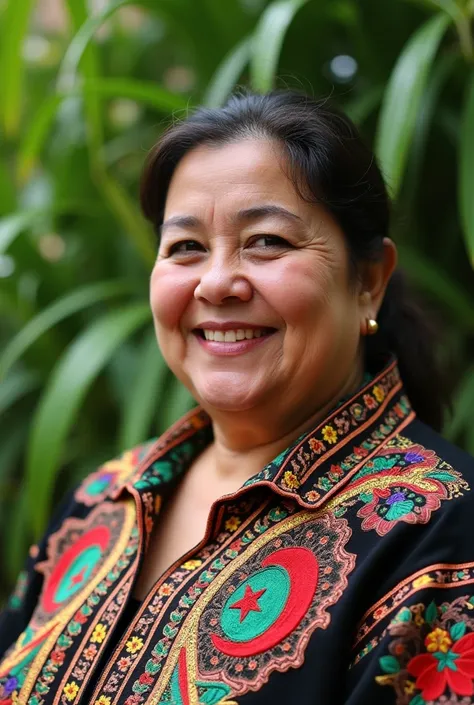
[167,240,204,255]
[251,235,290,248]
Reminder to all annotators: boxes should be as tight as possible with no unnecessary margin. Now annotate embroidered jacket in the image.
[1,358,474,705]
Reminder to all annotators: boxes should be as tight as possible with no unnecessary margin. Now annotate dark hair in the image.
[140,89,449,431]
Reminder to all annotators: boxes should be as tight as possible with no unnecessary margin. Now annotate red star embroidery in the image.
[230,585,266,622]
[69,566,87,589]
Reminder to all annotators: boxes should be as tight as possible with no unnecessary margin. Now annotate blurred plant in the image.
[0,0,473,599]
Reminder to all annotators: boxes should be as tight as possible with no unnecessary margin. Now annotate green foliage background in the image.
[0,0,473,601]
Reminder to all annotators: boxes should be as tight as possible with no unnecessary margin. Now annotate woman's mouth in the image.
[192,328,277,355]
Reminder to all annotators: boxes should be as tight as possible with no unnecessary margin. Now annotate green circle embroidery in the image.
[54,545,102,603]
[220,566,290,642]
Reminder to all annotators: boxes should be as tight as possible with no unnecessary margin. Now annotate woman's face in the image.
[150,139,367,418]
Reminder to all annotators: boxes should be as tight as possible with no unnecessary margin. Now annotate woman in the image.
[1,90,473,705]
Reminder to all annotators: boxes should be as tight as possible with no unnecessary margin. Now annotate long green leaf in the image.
[0,280,136,380]
[445,365,474,439]
[459,70,474,267]
[0,370,39,416]
[26,303,151,537]
[345,86,384,125]
[19,81,187,181]
[58,0,130,92]
[0,211,37,254]
[118,329,169,449]
[4,483,31,584]
[204,36,254,108]
[398,244,474,330]
[250,0,309,92]
[0,0,35,137]
[0,202,102,253]
[375,13,450,198]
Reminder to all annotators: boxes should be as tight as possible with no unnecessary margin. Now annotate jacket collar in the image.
[110,357,415,509]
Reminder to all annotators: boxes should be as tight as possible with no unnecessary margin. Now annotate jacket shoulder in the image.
[74,438,158,506]
[402,418,474,482]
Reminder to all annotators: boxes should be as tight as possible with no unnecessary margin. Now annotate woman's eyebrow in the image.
[234,205,304,225]
[160,206,303,235]
[160,215,200,236]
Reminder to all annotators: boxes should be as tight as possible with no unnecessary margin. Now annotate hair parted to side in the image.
[140,89,450,431]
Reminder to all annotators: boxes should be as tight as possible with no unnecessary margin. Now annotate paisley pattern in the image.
[0,501,138,704]
[153,512,355,704]
[75,442,157,505]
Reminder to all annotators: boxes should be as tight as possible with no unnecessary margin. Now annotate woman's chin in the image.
[192,380,264,413]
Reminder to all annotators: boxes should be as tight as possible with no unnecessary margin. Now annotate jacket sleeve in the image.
[0,489,77,659]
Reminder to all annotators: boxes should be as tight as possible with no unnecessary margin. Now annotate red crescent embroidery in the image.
[41,525,110,612]
[211,547,318,656]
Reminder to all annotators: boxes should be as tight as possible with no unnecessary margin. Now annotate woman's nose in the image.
[194,256,253,305]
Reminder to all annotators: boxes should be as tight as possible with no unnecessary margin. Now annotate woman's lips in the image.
[192,330,277,356]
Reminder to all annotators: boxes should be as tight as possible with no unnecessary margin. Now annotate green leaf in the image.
[398,245,474,331]
[0,280,135,379]
[375,13,450,198]
[19,79,187,180]
[445,365,474,439]
[4,486,31,584]
[204,36,254,108]
[345,86,384,126]
[409,695,425,705]
[425,600,438,625]
[396,607,413,623]
[0,370,39,416]
[379,655,401,674]
[459,70,474,267]
[118,329,169,450]
[426,471,457,481]
[58,0,131,92]
[250,0,309,92]
[450,621,467,640]
[0,212,37,254]
[26,304,151,537]
[0,0,35,137]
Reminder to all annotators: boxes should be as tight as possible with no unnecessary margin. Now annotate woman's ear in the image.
[358,238,398,330]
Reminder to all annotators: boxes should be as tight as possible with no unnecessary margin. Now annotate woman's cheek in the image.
[150,265,195,330]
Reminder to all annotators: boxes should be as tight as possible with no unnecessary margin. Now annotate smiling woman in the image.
[1,90,474,705]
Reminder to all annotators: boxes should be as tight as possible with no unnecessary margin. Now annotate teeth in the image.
[202,328,267,341]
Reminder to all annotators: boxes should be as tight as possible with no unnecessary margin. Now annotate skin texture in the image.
[149,138,397,487]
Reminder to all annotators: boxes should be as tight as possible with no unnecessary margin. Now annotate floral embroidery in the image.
[322,425,338,444]
[63,681,79,701]
[225,517,241,532]
[334,437,469,536]
[282,471,300,490]
[353,564,474,658]
[94,697,112,705]
[91,623,107,644]
[424,626,452,652]
[373,384,385,403]
[304,395,413,505]
[125,636,143,654]
[375,596,474,704]
[182,559,202,570]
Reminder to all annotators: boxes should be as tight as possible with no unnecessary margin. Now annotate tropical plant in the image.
[0,0,473,601]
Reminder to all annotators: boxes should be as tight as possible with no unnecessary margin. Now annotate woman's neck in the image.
[199,361,364,488]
